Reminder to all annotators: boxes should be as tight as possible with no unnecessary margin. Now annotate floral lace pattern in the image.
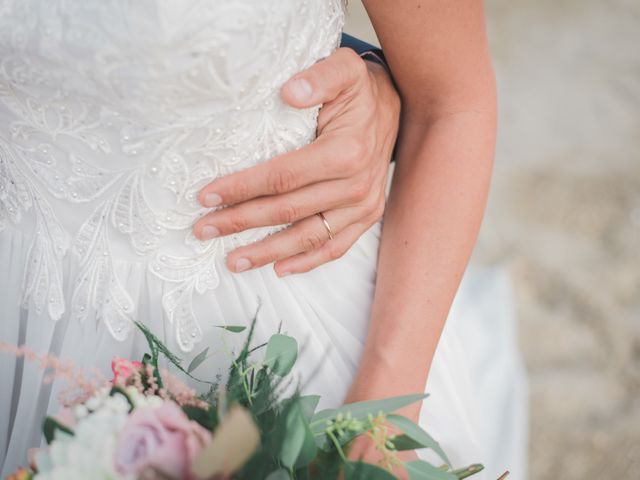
[0,0,345,351]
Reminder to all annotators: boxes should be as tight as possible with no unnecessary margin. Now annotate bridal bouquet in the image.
[5,316,483,480]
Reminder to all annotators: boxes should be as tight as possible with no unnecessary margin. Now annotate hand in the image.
[193,47,400,276]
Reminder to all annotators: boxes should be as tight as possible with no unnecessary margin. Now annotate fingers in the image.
[273,221,372,277]
[281,48,367,108]
[224,208,359,274]
[194,178,361,240]
[197,134,365,208]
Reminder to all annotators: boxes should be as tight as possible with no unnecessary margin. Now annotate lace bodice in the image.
[0,0,345,351]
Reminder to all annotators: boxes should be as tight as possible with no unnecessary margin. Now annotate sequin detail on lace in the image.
[0,0,345,351]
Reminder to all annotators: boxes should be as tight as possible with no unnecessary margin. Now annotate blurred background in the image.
[345,1,640,479]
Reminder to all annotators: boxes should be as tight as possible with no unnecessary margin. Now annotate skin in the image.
[345,1,497,477]
[193,49,400,276]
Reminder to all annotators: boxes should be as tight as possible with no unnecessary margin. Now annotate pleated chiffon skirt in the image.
[0,222,527,479]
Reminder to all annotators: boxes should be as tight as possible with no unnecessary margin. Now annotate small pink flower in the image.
[114,401,211,480]
[111,357,143,384]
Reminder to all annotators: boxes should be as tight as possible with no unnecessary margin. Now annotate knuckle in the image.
[341,48,367,76]
[275,202,299,224]
[267,167,297,194]
[226,210,248,233]
[255,248,280,266]
[370,197,386,220]
[349,178,371,202]
[299,231,326,252]
[234,180,250,201]
[340,137,367,167]
[367,198,385,223]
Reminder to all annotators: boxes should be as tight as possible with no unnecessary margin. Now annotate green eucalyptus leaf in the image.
[391,434,425,451]
[43,417,74,444]
[280,408,306,469]
[343,461,396,480]
[265,469,290,480]
[188,347,209,373]
[406,460,457,480]
[280,402,317,469]
[452,464,485,479]
[215,325,247,333]
[263,334,298,376]
[387,414,451,466]
[298,395,321,421]
[295,420,318,468]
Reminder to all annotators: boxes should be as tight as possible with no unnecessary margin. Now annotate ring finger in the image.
[224,207,361,273]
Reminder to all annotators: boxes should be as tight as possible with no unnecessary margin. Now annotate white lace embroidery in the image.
[0,0,345,351]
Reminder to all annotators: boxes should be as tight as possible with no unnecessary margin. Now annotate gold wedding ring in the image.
[316,212,334,240]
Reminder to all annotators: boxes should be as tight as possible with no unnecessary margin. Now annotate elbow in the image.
[401,62,497,126]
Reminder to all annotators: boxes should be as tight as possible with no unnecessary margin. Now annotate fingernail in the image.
[200,225,220,240]
[202,193,222,207]
[288,78,313,102]
[278,270,292,278]
[235,258,252,272]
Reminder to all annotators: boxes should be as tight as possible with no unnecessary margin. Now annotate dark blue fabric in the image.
[340,33,387,68]
[340,33,376,55]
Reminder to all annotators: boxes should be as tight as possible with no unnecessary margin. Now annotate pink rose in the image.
[111,357,143,384]
[114,401,211,480]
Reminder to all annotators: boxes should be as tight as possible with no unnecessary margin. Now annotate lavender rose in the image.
[114,401,211,480]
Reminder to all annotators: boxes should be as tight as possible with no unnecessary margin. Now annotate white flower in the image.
[124,386,163,410]
[72,405,88,419]
[103,394,131,415]
[83,387,111,412]
[34,406,131,480]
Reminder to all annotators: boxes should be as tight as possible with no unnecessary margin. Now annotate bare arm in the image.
[347,0,497,421]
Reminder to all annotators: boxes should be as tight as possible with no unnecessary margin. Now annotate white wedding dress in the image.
[0,0,527,478]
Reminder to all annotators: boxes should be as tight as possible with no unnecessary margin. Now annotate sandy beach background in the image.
[345,2,640,479]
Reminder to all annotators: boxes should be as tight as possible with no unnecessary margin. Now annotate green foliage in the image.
[343,461,397,480]
[390,434,425,451]
[280,401,317,469]
[264,334,298,376]
[188,347,209,373]
[405,460,457,480]
[109,386,135,412]
[134,320,215,387]
[452,464,485,479]
[216,325,248,333]
[265,469,290,480]
[43,417,73,445]
[183,404,219,431]
[311,394,427,450]
[387,414,450,466]
[133,314,484,480]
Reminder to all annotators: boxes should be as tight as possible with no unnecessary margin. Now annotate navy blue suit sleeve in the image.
[340,33,376,55]
[340,33,388,70]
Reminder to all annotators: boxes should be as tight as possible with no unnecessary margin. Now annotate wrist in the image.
[345,351,430,421]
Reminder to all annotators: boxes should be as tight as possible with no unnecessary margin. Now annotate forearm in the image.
[347,95,496,418]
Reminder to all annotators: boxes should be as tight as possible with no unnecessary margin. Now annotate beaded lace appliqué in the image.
[0,0,345,351]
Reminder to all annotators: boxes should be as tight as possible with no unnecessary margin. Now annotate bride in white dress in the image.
[0,0,527,478]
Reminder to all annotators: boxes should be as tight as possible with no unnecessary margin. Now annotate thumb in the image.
[281,48,366,108]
